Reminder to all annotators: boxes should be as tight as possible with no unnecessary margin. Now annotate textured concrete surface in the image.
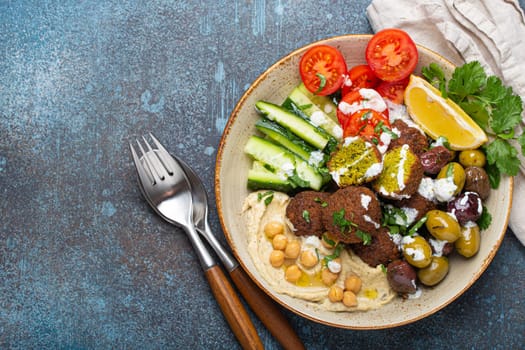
[1,1,524,349]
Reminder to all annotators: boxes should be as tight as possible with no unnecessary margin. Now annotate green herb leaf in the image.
[333,209,351,232]
[258,191,274,206]
[314,197,328,207]
[422,62,447,97]
[407,215,428,236]
[315,73,327,94]
[484,162,501,189]
[323,244,344,266]
[485,139,520,176]
[477,205,492,230]
[356,230,372,245]
[518,133,525,154]
[302,210,311,223]
[422,60,524,187]
[322,234,336,247]
[448,61,487,100]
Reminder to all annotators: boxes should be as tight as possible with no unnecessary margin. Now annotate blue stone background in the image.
[1,0,524,349]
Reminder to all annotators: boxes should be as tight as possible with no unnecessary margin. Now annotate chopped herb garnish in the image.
[314,197,328,207]
[361,111,372,120]
[322,234,336,247]
[407,215,428,236]
[298,103,314,110]
[323,243,344,266]
[333,209,354,232]
[382,205,426,236]
[374,121,384,134]
[315,73,327,94]
[257,191,274,206]
[356,230,372,245]
[446,163,454,177]
[302,210,311,223]
[379,264,387,274]
[430,136,451,150]
[381,125,399,140]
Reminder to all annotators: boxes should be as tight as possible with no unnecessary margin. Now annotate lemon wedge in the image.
[404,75,488,150]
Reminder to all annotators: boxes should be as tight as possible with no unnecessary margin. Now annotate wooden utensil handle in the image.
[205,265,264,350]
[230,267,305,350]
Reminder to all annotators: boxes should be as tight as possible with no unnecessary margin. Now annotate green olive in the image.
[459,149,486,168]
[437,162,466,196]
[425,210,461,242]
[455,223,481,258]
[402,236,432,268]
[417,256,449,286]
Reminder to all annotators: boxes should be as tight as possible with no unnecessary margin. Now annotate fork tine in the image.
[142,135,175,181]
[136,138,165,184]
[129,141,155,186]
[149,133,175,175]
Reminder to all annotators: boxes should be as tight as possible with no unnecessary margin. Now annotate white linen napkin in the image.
[366,0,525,245]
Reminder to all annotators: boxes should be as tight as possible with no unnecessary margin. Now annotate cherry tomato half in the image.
[365,28,418,82]
[376,78,409,104]
[342,109,391,141]
[336,89,389,126]
[341,64,379,96]
[299,45,348,96]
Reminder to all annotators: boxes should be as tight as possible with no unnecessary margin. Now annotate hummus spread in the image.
[242,190,395,311]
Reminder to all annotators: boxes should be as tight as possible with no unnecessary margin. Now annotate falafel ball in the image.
[351,227,401,267]
[389,119,429,156]
[372,144,424,200]
[394,193,437,224]
[286,191,330,237]
[322,186,382,244]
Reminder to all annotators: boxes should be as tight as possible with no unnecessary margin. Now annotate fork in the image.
[130,135,263,350]
[174,154,305,350]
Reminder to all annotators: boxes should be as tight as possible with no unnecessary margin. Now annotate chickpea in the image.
[264,221,284,238]
[328,285,344,303]
[269,250,285,268]
[272,234,288,250]
[321,268,339,286]
[344,275,362,294]
[459,149,486,168]
[342,291,358,307]
[284,240,301,259]
[285,264,302,283]
[300,250,319,268]
[425,210,461,242]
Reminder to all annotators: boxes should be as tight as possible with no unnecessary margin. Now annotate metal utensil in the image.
[174,155,305,350]
[129,134,263,350]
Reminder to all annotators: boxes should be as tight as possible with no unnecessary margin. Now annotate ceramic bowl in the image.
[215,34,513,329]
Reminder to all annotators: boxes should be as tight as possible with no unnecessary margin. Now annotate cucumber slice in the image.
[285,86,343,141]
[293,157,324,191]
[244,136,325,191]
[244,136,296,177]
[297,83,338,122]
[247,161,296,192]
[255,118,322,164]
[255,101,333,151]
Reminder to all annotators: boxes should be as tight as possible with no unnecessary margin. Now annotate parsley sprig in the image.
[422,61,524,188]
